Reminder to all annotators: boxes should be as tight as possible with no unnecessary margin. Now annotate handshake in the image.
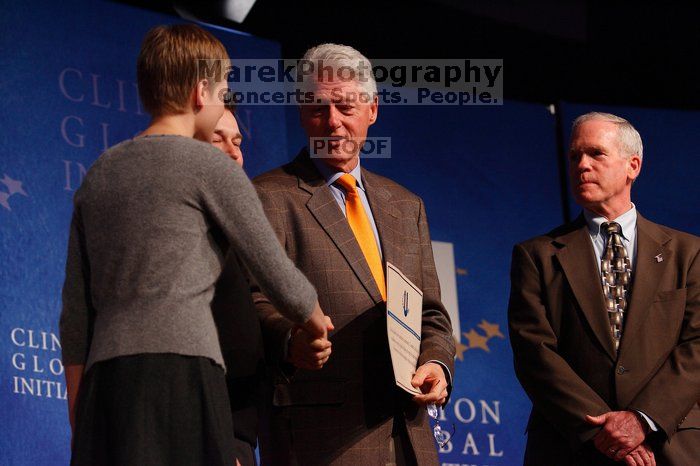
[288,302,335,370]
[285,302,449,408]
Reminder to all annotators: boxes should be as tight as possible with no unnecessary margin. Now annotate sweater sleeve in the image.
[197,151,317,324]
[59,205,94,365]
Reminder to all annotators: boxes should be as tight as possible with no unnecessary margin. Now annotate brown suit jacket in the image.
[508,213,700,466]
[252,151,455,466]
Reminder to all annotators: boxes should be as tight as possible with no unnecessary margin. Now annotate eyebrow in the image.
[570,144,605,153]
[232,132,242,141]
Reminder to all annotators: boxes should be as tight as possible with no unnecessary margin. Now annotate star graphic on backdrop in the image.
[0,192,10,211]
[477,320,505,340]
[1,174,27,196]
[463,329,490,352]
[454,336,468,361]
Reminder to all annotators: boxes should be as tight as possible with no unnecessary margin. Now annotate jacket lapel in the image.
[618,214,670,354]
[555,217,617,361]
[293,152,384,304]
[362,170,402,272]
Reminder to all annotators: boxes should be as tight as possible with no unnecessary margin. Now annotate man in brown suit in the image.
[508,112,700,466]
[252,44,456,465]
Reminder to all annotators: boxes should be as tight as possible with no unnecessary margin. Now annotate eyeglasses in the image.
[427,403,455,448]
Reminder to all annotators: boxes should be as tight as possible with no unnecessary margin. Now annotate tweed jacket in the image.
[252,150,455,465]
[508,213,700,465]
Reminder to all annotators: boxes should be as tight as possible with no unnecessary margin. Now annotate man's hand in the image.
[585,411,647,460]
[411,362,448,406]
[622,442,656,466]
[288,313,334,370]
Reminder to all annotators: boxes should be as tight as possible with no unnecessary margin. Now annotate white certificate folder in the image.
[386,261,423,395]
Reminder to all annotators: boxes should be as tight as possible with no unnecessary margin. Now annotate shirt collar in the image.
[311,154,365,192]
[584,203,637,241]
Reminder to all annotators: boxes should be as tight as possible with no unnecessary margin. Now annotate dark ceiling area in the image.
[115,0,700,110]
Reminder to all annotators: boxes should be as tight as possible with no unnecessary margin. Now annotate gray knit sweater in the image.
[60,135,317,371]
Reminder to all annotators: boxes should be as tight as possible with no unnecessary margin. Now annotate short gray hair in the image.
[572,112,644,159]
[297,43,377,97]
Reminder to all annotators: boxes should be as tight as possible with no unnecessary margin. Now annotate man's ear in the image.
[628,153,642,182]
[368,94,379,125]
[297,104,307,130]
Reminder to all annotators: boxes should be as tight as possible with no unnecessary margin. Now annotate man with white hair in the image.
[252,43,455,465]
[508,112,700,465]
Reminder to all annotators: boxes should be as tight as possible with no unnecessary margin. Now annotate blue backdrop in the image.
[1,1,699,465]
[0,1,286,464]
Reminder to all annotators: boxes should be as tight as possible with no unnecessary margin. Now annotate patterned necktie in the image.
[600,222,631,351]
[335,174,386,300]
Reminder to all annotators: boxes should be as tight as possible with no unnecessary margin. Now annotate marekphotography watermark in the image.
[199,58,503,106]
[309,137,392,159]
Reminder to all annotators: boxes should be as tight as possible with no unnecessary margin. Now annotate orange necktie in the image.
[335,174,386,300]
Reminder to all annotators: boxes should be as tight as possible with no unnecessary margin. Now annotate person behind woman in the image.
[207,102,265,466]
[59,24,330,466]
